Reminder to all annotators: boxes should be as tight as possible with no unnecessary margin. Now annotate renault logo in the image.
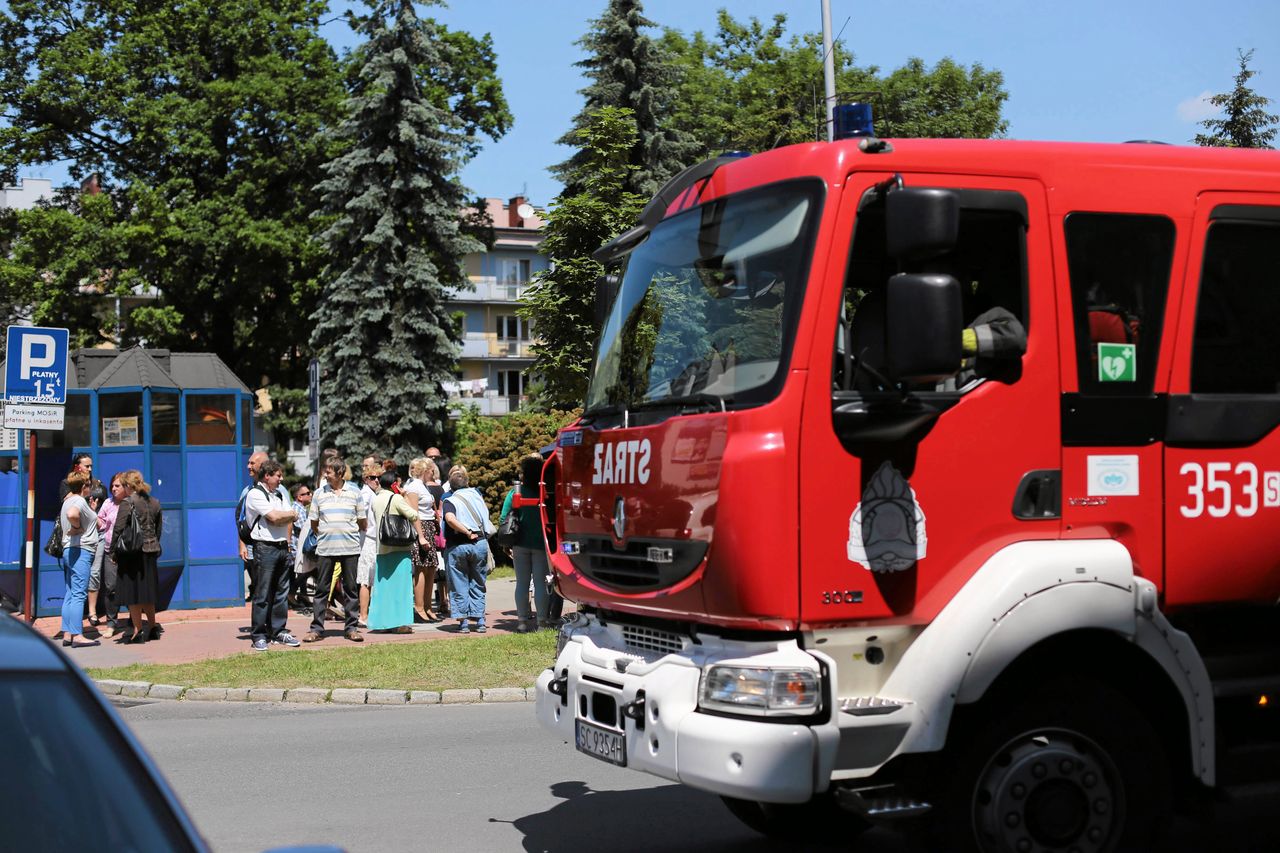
[613,497,626,540]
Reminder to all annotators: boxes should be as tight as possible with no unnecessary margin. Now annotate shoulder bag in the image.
[491,489,521,548]
[43,519,64,558]
[377,493,414,547]
[453,489,496,538]
[113,499,144,557]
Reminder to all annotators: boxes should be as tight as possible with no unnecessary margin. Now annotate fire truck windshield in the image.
[586,180,822,416]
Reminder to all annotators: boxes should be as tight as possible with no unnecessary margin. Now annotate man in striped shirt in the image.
[304,458,366,642]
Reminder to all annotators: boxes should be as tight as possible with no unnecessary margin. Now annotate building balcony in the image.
[447,393,529,417]
[459,332,534,359]
[448,276,531,303]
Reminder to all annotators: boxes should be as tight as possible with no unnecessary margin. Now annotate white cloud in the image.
[1177,91,1218,123]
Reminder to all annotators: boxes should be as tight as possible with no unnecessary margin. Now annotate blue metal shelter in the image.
[0,347,254,616]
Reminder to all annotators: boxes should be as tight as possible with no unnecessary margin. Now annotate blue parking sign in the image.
[5,326,69,404]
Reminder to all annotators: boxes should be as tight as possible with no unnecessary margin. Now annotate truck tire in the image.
[720,792,869,845]
[934,679,1171,853]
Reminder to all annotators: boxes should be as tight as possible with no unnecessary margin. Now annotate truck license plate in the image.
[575,719,626,766]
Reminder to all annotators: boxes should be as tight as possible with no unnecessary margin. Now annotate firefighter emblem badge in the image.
[847,461,927,573]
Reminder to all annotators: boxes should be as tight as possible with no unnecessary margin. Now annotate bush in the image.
[454,406,581,515]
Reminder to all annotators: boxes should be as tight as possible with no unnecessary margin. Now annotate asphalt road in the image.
[114,699,1280,853]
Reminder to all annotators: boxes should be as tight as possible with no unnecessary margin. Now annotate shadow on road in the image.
[504,781,1280,853]
[503,781,910,853]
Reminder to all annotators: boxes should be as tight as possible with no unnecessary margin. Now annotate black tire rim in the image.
[972,728,1123,853]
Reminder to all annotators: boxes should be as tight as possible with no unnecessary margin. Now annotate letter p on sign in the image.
[20,334,56,379]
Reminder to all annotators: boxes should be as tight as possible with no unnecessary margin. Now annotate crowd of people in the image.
[49,445,561,650]
[238,446,562,650]
[53,452,166,648]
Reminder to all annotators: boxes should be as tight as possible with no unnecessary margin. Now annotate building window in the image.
[495,315,530,341]
[185,395,237,446]
[496,370,525,397]
[498,258,531,287]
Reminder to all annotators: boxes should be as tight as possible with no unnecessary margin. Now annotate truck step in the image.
[833,785,932,820]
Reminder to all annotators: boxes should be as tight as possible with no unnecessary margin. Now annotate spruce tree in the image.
[1196,49,1278,149]
[554,0,698,197]
[311,0,494,458]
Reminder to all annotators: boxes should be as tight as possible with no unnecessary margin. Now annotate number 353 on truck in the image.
[529,110,1280,852]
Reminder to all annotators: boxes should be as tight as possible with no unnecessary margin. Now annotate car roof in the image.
[0,612,70,672]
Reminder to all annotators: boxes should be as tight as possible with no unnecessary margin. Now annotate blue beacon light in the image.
[833,102,875,140]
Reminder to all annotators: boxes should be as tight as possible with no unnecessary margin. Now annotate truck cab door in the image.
[1057,212,1179,595]
[797,173,1060,623]
[1164,193,1280,607]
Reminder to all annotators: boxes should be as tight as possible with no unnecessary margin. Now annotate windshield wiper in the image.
[580,402,628,423]
[632,392,727,413]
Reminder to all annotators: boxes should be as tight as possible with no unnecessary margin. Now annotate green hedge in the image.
[453,405,581,515]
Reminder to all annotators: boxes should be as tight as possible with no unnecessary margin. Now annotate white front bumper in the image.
[534,624,841,804]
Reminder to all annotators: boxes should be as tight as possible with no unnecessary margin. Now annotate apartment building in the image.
[0,176,53,210]
[446,196,546,416]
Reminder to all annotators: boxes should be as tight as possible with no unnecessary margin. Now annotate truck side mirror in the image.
[886,188,959,262]
[886,273,963,383]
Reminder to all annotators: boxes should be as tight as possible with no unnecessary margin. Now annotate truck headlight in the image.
[699,665,822,717]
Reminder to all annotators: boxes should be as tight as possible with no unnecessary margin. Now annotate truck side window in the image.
[1064,213,1174,395]
[836,192,1028,394]
[1191,216,1280,394]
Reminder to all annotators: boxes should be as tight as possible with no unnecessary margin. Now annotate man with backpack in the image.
[237,451,268,603]
[244,460,298,650]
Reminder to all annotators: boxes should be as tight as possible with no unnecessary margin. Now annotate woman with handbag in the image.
[113,469,163,643]
[367,470,423,633]
[501,453,552,633]
[57,471,101,648]
[404,457,441,623]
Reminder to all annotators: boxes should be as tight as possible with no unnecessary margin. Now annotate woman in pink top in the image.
[96,474,124,636]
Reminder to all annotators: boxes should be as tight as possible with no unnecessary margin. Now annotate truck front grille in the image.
[566,536,708,592]
[621,624,689,657]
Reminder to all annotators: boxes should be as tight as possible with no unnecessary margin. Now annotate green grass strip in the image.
[87,630,557,691]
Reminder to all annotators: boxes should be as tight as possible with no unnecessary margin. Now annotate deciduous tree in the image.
[0,0,345,386]
[662,10,1007,155]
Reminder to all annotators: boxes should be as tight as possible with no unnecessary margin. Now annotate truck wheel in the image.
[720,793,869,844]
[940,680,1170,853]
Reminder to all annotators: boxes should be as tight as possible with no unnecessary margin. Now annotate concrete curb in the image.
[97,679,532,706]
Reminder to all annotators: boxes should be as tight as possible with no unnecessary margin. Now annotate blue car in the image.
[0,612,209,852]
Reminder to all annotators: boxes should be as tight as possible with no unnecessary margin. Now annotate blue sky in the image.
[16,0,1280,210]
[405,0,1280,208]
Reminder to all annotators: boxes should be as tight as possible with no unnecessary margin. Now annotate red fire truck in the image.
[532,119,1280,851]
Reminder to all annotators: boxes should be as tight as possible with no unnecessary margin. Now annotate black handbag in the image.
[113,502,144,556]
[378,495,414,547]
[43,520,64,558]
[491,491,520,548]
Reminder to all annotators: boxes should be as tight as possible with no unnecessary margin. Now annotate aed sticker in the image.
[1087,455,1139,497]
[1098,342,1136,382]
[847,461,927,573]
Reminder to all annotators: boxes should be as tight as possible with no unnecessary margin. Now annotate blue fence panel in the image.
[151,451,183,504]
[0,469,21,507]
[186,450,240,504]
[187,562,241,603]
[187,506,237,560]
